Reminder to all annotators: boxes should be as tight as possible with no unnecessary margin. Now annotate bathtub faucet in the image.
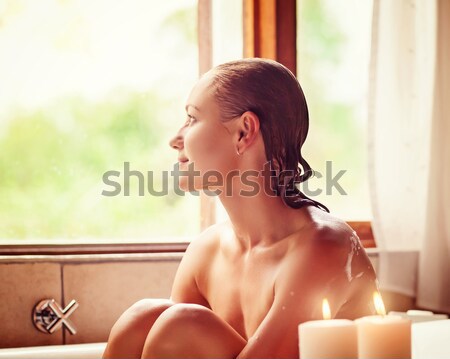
[32,299,79,335]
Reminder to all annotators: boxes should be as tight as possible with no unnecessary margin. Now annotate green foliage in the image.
[300,0,345,66]
[299,0,357,159]
[0,90,199,239]
[160,5,197,45]
[297,0,369,217]
[0,1,200,240]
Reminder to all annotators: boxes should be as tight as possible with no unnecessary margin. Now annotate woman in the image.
[103,58,378,359]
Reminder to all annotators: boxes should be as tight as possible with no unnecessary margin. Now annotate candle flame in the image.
[373,292,386,316]
[322,298,331,320]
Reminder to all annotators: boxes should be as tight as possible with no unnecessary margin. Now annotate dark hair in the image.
[209,58,329,212]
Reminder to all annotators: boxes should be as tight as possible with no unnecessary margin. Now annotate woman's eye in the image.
[186,114,196,125]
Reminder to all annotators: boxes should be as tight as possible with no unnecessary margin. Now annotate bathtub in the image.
[0,342,106,359]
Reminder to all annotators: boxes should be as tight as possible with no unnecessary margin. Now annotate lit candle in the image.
[298,299,358,359]
[356,292,411,359]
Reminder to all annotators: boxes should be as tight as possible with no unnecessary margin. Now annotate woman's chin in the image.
[178,178,200,193]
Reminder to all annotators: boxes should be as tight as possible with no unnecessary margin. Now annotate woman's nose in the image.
[169,132,184,150]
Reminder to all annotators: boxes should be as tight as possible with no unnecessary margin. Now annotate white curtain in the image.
[368,0,450,312]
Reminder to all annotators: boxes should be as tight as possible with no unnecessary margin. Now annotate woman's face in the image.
[169,74,238,192]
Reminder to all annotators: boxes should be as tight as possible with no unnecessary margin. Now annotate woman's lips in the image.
[178,158,189,169]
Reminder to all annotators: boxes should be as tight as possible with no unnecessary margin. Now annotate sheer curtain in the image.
[368,0,450,312]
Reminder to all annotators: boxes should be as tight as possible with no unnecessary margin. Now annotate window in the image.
[0,0,200,242]
[0,0,374,248]
[297,0,373,220]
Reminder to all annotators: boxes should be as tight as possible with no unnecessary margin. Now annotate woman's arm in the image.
[169,226,217,307]
[139,226,248,358]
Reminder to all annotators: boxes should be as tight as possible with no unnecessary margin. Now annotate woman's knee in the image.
[110,298,174,336]
[151,303,215,335]
[142,303,246,358]
[103,298,174,358]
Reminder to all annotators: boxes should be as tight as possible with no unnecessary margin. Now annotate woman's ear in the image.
[235,111,260,154]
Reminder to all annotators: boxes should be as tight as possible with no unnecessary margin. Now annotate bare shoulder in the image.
[170,222,222,306]
[186,221,222,257]
[182,221,225,279]
[279,207,377,318]
[298,208,374,276]
[291,206,359,253]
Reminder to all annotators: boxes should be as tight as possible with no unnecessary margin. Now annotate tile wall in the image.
[0,254,181,348]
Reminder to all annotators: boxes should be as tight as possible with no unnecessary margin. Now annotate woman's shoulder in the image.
[177,222,224,297]
[187,221,223,254]
[283,207,377,317]
[301,206,377,282]
[284,206,371,277]
[299,206,358,249]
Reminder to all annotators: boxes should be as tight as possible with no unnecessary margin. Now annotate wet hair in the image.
[209,58,329,212]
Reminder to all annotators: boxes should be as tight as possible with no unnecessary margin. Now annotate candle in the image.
[412,319,450,359]
[356,292,411,359]
[298,299,358,359]
[388,309,448,323]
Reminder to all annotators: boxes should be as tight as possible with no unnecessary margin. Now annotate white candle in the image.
[412,319,450,359]
[356,293,411,359]
[299,299,358,359]
[388,309,448,323]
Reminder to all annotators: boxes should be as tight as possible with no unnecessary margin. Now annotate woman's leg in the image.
[141,303,247,359]
[102,298,174,359]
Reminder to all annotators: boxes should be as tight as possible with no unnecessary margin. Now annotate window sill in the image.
[0,221,374,255]
[0,238,191,256]
[347,221,376,248]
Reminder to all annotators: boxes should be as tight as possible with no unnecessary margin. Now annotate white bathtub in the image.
[0,342,106,359]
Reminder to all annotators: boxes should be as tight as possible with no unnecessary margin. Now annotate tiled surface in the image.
[62,260,180,344]
[0,256,181,348]
[0,263,63,348]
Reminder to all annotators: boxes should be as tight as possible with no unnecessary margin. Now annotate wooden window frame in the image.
[243,0,297,74]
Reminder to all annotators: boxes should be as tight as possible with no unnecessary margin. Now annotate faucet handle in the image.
[33,299,79,335]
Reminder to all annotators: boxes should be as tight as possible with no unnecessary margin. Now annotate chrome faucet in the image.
[33,299,79,335]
